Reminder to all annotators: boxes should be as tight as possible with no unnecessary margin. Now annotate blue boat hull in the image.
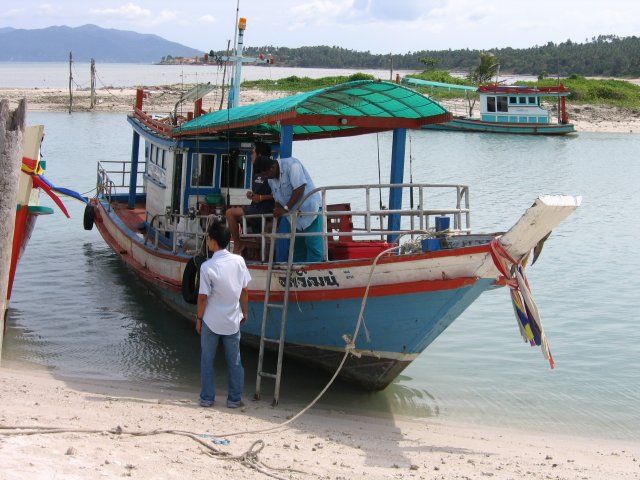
[144,271,494,389]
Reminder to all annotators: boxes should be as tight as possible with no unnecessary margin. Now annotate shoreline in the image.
[1,86,640,133]
[1,363,639,479]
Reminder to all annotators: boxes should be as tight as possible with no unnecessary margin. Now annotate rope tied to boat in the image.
[490,237,555,369]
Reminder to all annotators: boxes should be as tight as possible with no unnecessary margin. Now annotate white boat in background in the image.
[402,77,576,135]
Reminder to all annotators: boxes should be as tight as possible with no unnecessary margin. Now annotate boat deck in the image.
[112,201,146,232]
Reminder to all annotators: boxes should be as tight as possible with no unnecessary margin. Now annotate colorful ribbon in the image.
[490,237,554,369]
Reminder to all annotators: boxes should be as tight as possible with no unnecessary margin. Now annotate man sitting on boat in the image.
[253,155,323,263]
[225,142,275,254]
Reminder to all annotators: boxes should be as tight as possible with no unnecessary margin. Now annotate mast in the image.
[230,17,247,109]
[216,16,271,110]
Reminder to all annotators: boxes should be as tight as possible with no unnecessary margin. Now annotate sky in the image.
[1,0,639,54]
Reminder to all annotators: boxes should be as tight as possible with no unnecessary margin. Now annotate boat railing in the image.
[96,160,147,208]
[102,176,471,260]
[240,183,471,262]
[143,211,214,254]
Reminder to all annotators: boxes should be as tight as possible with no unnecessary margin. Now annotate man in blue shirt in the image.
[253,155,323,262]
[196,220,251,408]
[226,142,275,254]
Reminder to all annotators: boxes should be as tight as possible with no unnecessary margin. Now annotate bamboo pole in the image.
[0,98,26,351]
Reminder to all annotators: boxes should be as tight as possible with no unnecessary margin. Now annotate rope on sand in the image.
[0,425,296,479]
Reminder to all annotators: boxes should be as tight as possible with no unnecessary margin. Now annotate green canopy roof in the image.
[401,77,478,92]
[173,80,451,141]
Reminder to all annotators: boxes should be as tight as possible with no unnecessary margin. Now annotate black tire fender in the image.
[83,204,95,230]
[181,255,207,304]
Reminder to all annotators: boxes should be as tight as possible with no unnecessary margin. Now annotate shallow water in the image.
[4,111,640,441]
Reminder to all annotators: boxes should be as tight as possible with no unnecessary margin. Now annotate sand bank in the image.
[1,364,639,479]
[1,86,640,133]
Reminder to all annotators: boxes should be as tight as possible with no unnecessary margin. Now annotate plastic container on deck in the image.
[328,241,391,260]
[421,238,441,252]
[205,192,223,205]
[435,215,450,233]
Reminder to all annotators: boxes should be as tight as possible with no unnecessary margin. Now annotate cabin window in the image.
[497,96,508,112]
[509,96,518,104]
[486,96,496,112]
[221,152,247,189]
[191,153,216,187]
[160,150,166,169]
[518,97,527,104]
[529,97,537,104]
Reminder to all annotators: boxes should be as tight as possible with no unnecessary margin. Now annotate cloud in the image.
[287,0,446,31]
[366,0,445,21]
[90,2,176,26]
[198,14,216,24]
[1,8,26,19]
[35,3,58,16]
[289,0,353,27]
[91,3,152,20]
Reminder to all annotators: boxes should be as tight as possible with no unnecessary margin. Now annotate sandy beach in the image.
[1,363,639,480]
[1,86,640,133]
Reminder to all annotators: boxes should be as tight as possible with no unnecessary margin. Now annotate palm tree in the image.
[468,52,500,84]
[466,53,500,116]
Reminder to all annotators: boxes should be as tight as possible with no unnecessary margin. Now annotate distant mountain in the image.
[0,24,202,62]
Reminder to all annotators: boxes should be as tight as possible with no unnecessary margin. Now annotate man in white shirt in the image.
[196,220,251,408]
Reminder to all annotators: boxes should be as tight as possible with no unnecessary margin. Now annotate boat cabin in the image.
[477,84,571,125]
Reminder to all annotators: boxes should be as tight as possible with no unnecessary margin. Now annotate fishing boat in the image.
[7,125,53,300]
[84,18,580,403]
[8,124,86,301]
[402,77,576,135]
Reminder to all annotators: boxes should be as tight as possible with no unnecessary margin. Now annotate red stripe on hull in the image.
[7,206,37,300]
[248,276,477,302]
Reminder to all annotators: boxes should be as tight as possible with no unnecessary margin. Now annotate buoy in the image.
[83,204,95,230]
[181,255,207,304]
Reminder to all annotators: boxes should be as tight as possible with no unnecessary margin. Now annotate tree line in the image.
[229,35,640,78]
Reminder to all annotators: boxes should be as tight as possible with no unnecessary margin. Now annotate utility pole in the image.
[68,51,73,114]
[0,98,26,350]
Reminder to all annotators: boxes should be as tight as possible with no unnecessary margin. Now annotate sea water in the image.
[3,111,640,442]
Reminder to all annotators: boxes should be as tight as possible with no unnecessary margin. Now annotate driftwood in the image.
[0,98,26,348]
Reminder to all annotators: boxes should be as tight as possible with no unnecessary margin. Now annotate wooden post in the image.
[90,58,96,109]
[0,98,26,349]
[68,51,73,114]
